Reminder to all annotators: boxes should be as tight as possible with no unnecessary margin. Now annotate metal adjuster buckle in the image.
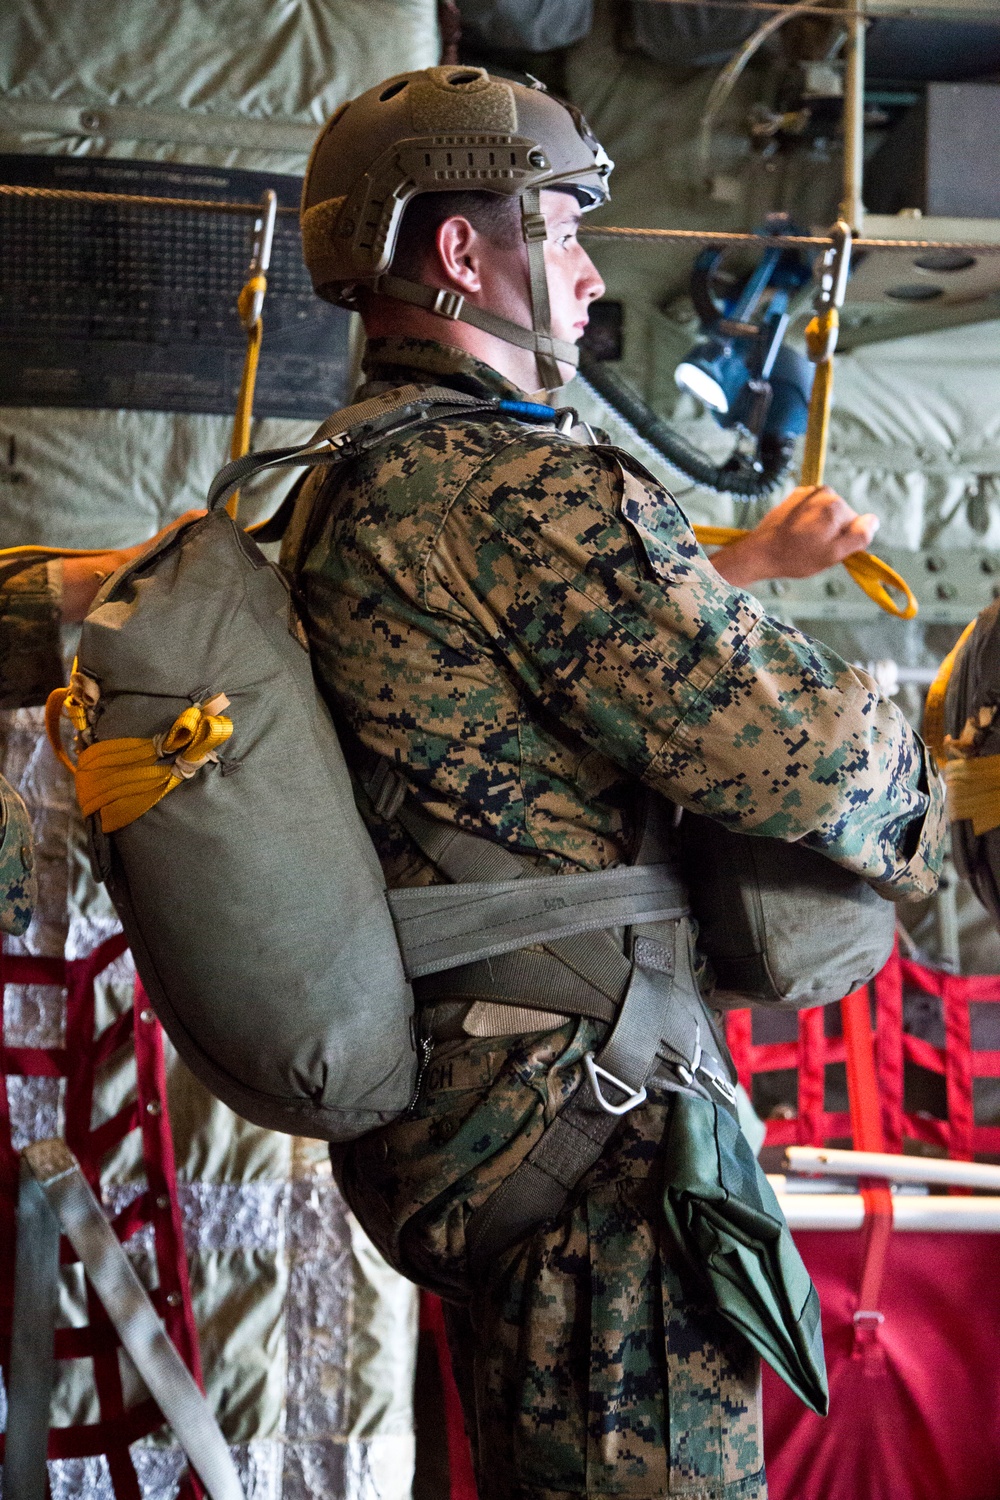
[584,1052,648,1117]
[432,289,465,320]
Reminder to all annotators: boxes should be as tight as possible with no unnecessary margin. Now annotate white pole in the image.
[785,1145,1000,1192]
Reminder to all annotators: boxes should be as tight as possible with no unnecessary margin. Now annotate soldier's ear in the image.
[434,216,485,293]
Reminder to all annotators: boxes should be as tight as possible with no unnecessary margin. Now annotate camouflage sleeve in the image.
[426,436,943,901]
[0,559,64,708]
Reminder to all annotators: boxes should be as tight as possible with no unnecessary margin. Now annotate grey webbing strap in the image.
[20,1140,245,1500]
[3,1162,60,1500]
[464,958,682,1272]
[397,801,528,884]
[415,947,618,1023]
[207,385,499,514]
[375,273,580,378]
[388,862,688,979]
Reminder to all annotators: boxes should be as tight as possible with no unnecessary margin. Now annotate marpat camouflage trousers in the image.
[337,1015,766,1498]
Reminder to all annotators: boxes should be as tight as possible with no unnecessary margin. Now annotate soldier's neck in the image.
[361,297,541,396]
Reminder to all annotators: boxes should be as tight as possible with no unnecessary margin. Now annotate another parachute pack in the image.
[926,600,1000,931]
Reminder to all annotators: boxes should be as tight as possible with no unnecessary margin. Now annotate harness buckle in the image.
[432,289,465,320]
[584,1052,647,1116]
[522,212,548,243]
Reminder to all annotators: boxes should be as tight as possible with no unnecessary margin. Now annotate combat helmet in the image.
[301,65,612,389]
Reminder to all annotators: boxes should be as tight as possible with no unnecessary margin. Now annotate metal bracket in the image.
[584,1052,648,1116]
[432,289,465,320]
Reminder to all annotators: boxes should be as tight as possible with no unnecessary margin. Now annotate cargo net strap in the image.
[0,936,205,1489]
[726,941,1000,1162]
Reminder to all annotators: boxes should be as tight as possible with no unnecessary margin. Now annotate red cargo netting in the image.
[725,947,1000,1500]
[726,944,1000,1159]
[0,938,204,1495]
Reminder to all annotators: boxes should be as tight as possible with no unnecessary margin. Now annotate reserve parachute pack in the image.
[45,386,696,1141]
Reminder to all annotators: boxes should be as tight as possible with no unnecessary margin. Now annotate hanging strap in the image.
[15,1139,246,1500]
[841,987,894,1351]
[2,1161,61,1500]
[464,936,712,1272]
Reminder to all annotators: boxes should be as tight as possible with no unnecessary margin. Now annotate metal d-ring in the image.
[583,1052,648,1116]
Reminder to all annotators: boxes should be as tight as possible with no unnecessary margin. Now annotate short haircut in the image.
[390,190,522,280]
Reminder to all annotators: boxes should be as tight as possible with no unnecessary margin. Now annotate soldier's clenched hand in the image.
[710,485,879,587]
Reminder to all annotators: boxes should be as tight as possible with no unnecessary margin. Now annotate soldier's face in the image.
[538,189,606,369]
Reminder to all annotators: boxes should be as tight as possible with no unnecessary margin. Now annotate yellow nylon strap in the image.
[923,619,977,770]
[801,307,838,488]
[228,273,268,520]
[51,695,232,834]
[692,525,918,620]
[942,754,1000,836]
[45,661,101,772]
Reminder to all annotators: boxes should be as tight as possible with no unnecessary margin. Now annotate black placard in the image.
[0,156,350,418]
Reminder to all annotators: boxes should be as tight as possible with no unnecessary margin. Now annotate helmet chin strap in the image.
[374,186,576,392]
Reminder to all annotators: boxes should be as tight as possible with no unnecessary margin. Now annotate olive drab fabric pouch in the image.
[679,812,896,1008]
[660,1091,829,1416]
[0,779,36,937]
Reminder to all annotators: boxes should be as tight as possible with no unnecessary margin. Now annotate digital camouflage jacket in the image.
[0,560,61,934]
[289,336,944,1500]
[0,559,62,709]
[291,335,944,900]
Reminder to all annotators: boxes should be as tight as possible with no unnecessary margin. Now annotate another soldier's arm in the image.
[0,561,63,708]
[0,511,204,707]
[438,440,942,901]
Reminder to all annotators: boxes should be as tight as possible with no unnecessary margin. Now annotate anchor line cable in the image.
[2,187,999,255]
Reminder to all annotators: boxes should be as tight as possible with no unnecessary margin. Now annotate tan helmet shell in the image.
[301,65,612,304]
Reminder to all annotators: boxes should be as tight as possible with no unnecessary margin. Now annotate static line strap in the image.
[4,186,999,254]
[693,525,918,620]
[923,619,977,770]
[21,1139,245,1500]
[226,274,267,519]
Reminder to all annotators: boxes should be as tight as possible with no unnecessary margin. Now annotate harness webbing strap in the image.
[2,1163,60,1500]
[416,946,618,1023]
[19,1139,245,1500]
[207,386,499,514]
[465,956,682,1271]
[388,862,689,979]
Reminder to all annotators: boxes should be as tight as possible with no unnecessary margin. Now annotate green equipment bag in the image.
[660,1091,829,1415]
[680,812,896,1008]
[52,387,687,1141]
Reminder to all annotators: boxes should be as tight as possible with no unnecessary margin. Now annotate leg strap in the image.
[464,927,706,1273]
